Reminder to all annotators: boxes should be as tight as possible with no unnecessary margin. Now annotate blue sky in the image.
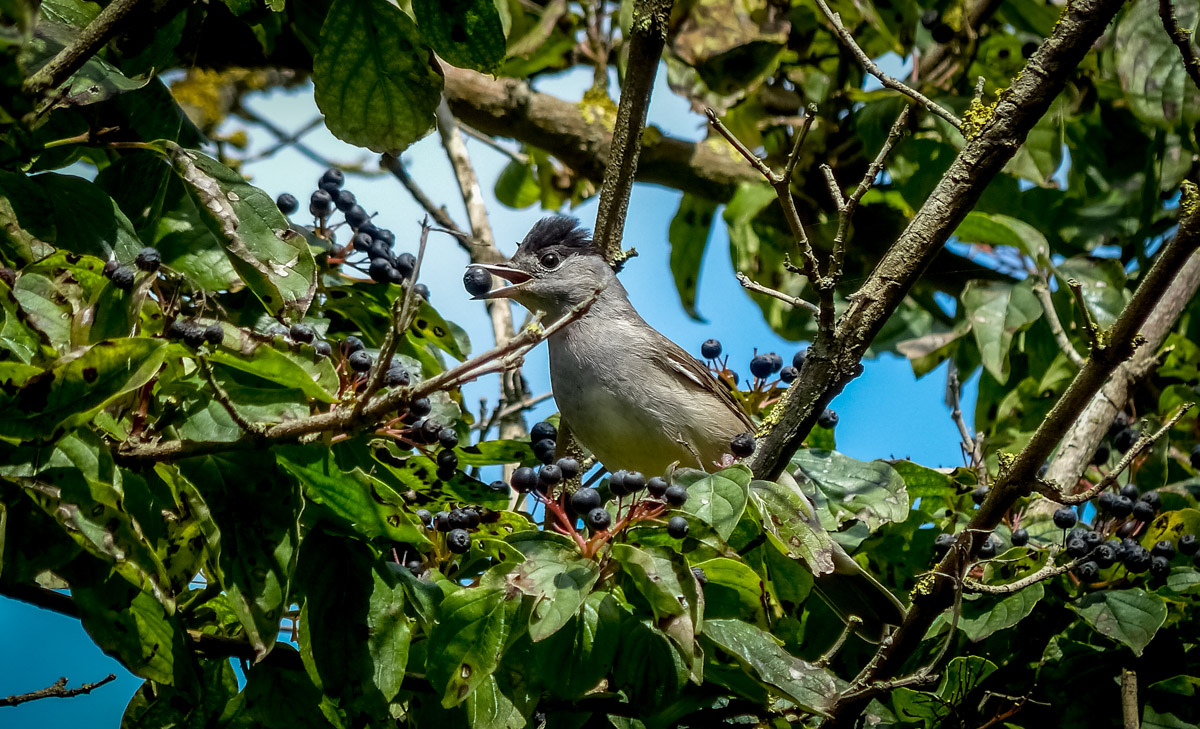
[0,64,976,726]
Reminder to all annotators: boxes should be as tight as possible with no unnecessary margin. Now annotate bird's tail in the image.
[811,545,907,644]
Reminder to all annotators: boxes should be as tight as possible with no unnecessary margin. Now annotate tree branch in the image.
[1159,0,1200,94]
[812,0,962,131]
[749,0,1134,485]
[1032,275,1086,369]
[1122,668,1140,729]
[591,0,674,265]
[0,674,117,707]
[820,195,1200,727]
[441,66,757,202]
[963,548,1084,594]
[22,0,151,96]
[736,272,820,316]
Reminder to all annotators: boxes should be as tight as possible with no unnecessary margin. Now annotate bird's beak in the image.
[469,263,533,300]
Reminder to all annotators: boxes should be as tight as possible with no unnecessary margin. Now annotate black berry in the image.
[1113,427,1138,453]
[779,366,799,383]
[608,470,629,497]
[570,488,602,515]
[464,267,492,297]
[1111,496,1134,518]
[1097,491,1116,511]
[979,535,997,558]
[182,325,205,348]
[103,258,120,278]
[343,336,365,354]
[1011,528,1029,547]
[730,432,755,458]
[334,189,356,212]
[1053,507,1078,529]
[447,509,471,530]
[749,354,774,380]
[623,471,646,493]
[1075,561,1099,581]
[971,486,989,505]
[931,23,954,43]
[700,339,722,360]
[1120,483,1140,501]
[539,464,563,487]
[818,408,839,429]
[437,427,458,449]
[1179,534,1198,555]
[413,283,430,300]
[1066,536,1089,558]
[586,507,612,531]
[511,467,538,493]
[1132,500,1157,522]
[134,247,161,272]
[384,365,409,387]
[1094,542,1117,568]
[488,480,509,493]
[1139,491,1161,510]
[532,438,557,464]
[436,449,458,473]
[409,397,431,418]
[111,265,136,290]
[667,516,689,539]
[348,350,372,372]
[1092,443,1111,465]
[446,528,471,554]
[1124,546,1152,572]
[344,205,369,228]
[319,167,344,192]
[290,323,315,343]
[647,477,668,497]
[276,192,299,214]
[310,189,333,217]
[203,323,224,346]
[369,257,395,283]
[1149,555,1171,578]
[167,319,187,339]
[664,484,688,507]
[415,509,432,526]
[792,350,807,369]
[933,532,955,555]
[313,340,332,358]
[1151,540,1176,559]
[395,253,417,278]
[530,421,557,442]
[556,457,580,480]
[433,511,451,532]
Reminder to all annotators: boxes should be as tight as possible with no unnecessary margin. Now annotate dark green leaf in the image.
[748,474,835,573]
[209,345,338,404]
[412,0,506,73]
[313,0,443,153]
[960,279,1041,384]
[1115,0,1200,128]
[502,536,599,641]
[166,143,317,320]
[929,584,1044,642]
[702,618,837,715]
[1071,587,1167,656]
[494,159,541,209]
[790,450,908,531]
[673,464,750,540]
[535,591,621,701]
[668,194,717,320]
[428,586,518,708]
[121,658,238,729]
[954,211,1050,263]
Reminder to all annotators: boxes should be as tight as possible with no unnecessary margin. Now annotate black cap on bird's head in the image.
[467,217,616,316]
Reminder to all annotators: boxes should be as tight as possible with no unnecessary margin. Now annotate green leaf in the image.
[371,444,511,511]
[0,338,167,439]
[1071,587,1167,656]
[673,465,750,540]
[455,440,539,468]
[503,537,599,641]
[428,586,518,708]
[961,279,1042,384]
[412,0,506,73]
[611,619,687,708]
[151,174,242,291]
[790,450,908,531]
[535,591,621,701]
[22,18,150,107]
[165,143,317,321]
[209,345,338,404]
[1143,707,1196,729]
[313,0,443,153]
[748,474,835,574]
[464,675,525,729]
[702,618,837,715]
[493,158,541,209]
[70,567,197,686]
[667,194,717,320]
[612,543,694,620]
[411,297,468,361]
[121,658,239,729]
[1056,256,1129,329]
[1115,0,1200,128]
[0,279,43,363]
[277,446,430,545]
[296,533,410,712]
[693,557,767,622]
[929,584,1044,642]
[954,211,1050,263]
[177,454,300,662]
[1141,508,1200,551]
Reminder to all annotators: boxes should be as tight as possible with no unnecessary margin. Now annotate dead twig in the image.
[0,674,118,707]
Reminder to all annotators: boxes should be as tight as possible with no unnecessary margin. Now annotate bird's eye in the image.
[539,252,561,269]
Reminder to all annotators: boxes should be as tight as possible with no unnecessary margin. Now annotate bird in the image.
[469,216,905,641]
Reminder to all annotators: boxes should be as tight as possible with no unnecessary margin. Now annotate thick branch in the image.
[749,0,1133,484]
[592,0,673,264]
[441,66,757,202]
[1159,0,1200,94]
[23,0,150,96]
[1122,669,1140,729]
[820,202,1200,727]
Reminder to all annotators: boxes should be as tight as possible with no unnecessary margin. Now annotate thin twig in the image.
[964,547,1086,594]
[1033,275,1086,369]
[357,218,433,411]
[1039,403,1195,504]
[706,108,826,323]
[816,616,861,668]
[458,123,529,164]
[828,106,910,282]
[812,0,962,131]
[735,272,821,316]
[22,0,149,96]
[1159,0,1200,93]
[947,363,985,484]
[0,674,118,707]
[1065,278,1101,351]
[199,358,265,435]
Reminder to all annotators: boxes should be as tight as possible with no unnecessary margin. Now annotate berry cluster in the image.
[698,340,839,431]
[277,169,428,299]
[504,421,708,557]
[102,246,163,292]
[411,504,499,561]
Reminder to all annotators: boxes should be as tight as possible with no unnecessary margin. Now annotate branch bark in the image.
[23,0,151,96]
[591,0,674,265]
[0,673,117,707]
[441,65,756,202]
[749,0,1134,483]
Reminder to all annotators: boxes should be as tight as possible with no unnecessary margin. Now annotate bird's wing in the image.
[654,339,755,432]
